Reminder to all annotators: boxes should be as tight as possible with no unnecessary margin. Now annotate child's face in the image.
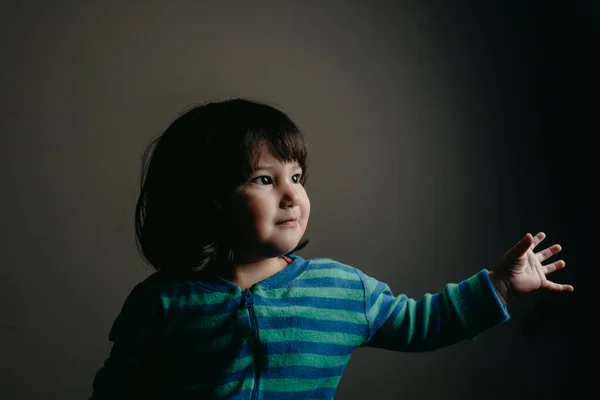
[227,147,310,260]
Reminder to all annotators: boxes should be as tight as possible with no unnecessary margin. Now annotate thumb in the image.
[506,233,533,259]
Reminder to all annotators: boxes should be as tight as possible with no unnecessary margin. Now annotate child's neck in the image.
[221,256,289,290]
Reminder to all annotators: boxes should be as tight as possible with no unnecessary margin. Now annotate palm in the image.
[497,232,573,296]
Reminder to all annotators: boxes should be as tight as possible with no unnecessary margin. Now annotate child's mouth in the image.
[277,218,298,226]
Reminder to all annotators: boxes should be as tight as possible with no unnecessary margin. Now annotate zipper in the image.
[244,288,260,400]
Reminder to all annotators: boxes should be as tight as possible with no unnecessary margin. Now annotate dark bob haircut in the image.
[134,98,309,274]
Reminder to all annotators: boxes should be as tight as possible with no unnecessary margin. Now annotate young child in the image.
[90,98,573,399]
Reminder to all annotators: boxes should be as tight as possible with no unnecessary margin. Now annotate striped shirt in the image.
[90,254,509,399]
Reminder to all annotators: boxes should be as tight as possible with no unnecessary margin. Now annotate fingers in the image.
[542,280,574,292]
[531,232,546,249]
[542,258,572,293]
[509,232,560,260]
[537,244,562,262]
[508,233,534,258]
[543,259,566,274]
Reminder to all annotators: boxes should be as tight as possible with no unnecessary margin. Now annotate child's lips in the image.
[277,218,298,226]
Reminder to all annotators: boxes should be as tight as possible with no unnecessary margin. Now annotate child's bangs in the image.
[233,103,308,183]
[247,128,308,173]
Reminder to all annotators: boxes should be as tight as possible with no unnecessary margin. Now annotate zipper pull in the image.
[244,288,254,307]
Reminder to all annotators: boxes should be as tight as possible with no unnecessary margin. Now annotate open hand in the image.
[490,232,574,303]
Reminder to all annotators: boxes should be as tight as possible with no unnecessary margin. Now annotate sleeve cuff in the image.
[461,269,510,339]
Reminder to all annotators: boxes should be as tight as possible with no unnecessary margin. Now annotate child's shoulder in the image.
[297,255,367,281]
[122,270,185,301]
[133,270,178,288]
[297,255,384,287]
[303,256,353,269]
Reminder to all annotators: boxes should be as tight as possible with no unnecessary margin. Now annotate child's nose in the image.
[279,183,300,206]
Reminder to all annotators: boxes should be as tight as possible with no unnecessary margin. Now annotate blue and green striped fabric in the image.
[90,254,509,399]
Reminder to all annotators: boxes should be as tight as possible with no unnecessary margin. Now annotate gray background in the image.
[1,1,595,399]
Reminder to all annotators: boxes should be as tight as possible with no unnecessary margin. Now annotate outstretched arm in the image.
[359,269,509,352]
[359,232,573,352]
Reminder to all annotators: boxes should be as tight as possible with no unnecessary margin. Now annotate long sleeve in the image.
[90,279,163,399]
[358,269,510,352]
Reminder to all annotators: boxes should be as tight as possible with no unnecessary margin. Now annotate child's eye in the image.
[251,176,273,185]
[250,174,302,185]
[292,174,302,183]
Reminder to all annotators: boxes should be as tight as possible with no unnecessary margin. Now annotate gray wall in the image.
[1,1,594,398]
